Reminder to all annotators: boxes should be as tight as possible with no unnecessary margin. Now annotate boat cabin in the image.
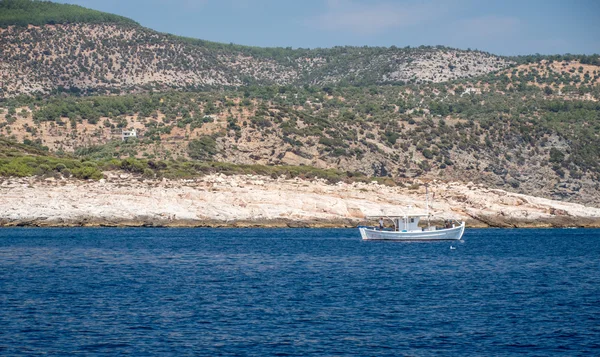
[388,213,429,232]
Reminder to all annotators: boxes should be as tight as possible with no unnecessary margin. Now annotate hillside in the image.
[0,22,510,96]
[2,64,600,205]
[0,0,511,97]
[0,0,599,210]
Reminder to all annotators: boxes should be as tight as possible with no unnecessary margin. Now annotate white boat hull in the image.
[360,222,465,241]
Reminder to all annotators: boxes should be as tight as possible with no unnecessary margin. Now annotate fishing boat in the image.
[359,213,465,241]
[359,185,465,241]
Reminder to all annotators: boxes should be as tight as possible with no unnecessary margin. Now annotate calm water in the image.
[1,228,599,356]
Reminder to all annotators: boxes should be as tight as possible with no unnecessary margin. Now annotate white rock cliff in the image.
[2,174,599,228]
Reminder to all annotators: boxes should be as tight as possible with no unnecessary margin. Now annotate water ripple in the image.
[1,228,599,355]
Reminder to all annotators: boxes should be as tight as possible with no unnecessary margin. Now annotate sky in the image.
[54,0,600,55]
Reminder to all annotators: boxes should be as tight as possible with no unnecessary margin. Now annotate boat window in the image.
[410,218,414,223]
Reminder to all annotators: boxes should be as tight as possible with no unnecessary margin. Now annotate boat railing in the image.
[438,218,462,229]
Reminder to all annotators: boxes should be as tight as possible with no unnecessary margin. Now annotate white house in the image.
[121,128,137,141]
[461,87,482,96]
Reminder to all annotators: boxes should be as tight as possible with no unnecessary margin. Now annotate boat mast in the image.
[425,183,431,228]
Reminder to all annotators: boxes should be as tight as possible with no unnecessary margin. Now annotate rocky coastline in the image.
[2,173,600,229]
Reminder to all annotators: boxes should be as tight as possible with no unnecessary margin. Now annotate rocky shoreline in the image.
[3,217,600,229]
[2,173,600,229]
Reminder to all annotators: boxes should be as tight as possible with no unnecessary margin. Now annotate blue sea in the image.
[1,228,599,356]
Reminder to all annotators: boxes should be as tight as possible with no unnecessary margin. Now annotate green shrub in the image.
[422,149,434,159]
[120,158,146,173]
[0,158,35,177]
[71,166,103,180]
[35,163,52,176]
[142,168,155,178]
[549,148,565,163]
[188,136,217,160]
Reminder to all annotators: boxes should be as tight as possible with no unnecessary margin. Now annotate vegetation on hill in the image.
[509,53,600,66]
[0,0,139,27]
[0,137,388,185]
[0,21,510,97]
[0,1,599,206]
[1,55,599,204]
[0,1,596,95]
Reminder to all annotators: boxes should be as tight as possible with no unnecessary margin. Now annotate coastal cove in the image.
[2,174,600,228]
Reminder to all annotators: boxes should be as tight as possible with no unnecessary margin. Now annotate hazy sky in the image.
[54,0,600,55]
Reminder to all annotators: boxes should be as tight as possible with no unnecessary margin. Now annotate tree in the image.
[549,147,564,163]
[188,136,217,160]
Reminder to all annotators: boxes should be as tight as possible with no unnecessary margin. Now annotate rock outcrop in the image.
[2,174,599,228]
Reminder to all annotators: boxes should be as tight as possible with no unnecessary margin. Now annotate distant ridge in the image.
[0,0,139,27]
[3,1,596,97]
[0,23,511,96]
